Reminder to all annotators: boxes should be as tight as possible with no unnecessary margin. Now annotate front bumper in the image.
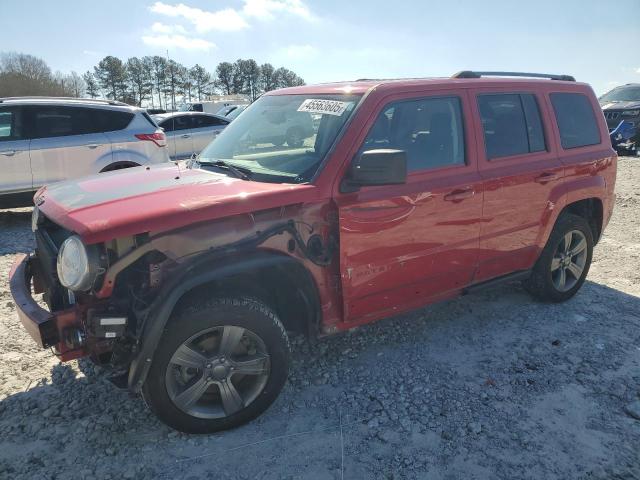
[9,253,86,361]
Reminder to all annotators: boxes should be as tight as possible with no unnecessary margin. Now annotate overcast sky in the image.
[1,0,639,94]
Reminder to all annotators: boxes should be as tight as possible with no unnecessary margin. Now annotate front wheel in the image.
[524,213,593,302]
[142,298,290,433]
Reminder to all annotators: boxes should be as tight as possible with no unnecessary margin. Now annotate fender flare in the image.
[127,249,320,392]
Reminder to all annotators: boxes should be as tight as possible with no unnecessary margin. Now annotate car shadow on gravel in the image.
[1,279,639,479]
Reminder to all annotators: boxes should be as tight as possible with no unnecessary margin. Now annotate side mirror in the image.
[343,149,407,192]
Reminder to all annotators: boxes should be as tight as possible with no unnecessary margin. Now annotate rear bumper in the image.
[9,254,59,348]
[9,254,86,360]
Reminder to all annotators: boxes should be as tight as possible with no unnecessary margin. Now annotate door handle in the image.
[181,134,191,139]
[534,172,559,184]
[0,150,16,156]
[86,144,101,149]
[444,188,475,202]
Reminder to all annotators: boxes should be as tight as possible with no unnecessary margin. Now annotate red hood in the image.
[36,162,317,244]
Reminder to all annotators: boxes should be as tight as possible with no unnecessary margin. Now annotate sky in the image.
[1,0,639,95]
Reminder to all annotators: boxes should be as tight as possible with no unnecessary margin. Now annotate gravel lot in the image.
[1,157,639,480]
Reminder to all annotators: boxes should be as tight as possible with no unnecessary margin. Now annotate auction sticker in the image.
[298,99,351,116]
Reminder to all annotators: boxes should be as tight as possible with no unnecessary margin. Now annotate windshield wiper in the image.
[197,159,252,180]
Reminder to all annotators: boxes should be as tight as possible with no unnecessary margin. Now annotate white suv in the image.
[0,97,170,208]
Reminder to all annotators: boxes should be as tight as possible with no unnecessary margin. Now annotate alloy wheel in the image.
[550,229,588,292]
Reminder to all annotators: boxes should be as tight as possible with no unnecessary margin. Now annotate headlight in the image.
[622,109,640,117]
[56,235,100,291]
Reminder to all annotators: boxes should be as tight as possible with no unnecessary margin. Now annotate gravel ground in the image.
[1,157,639,480]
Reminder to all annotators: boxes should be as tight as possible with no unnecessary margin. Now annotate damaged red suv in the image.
[10,71,616,433]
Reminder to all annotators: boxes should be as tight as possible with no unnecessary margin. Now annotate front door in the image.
[336,91,483,323]
[190,114,227,154]
[163,115,195,159]
[0,106,32,193]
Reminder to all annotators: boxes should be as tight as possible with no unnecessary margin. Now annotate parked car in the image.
[0,97,169,208]
[10,72,616,434]
[224,104,247,121]
[599,83,640,154]
[152,112,229,160]
[180,97,250,115]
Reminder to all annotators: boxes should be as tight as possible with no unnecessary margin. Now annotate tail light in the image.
[135,131,166,147]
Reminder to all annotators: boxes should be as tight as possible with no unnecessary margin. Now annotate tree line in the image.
[0,52,306,109]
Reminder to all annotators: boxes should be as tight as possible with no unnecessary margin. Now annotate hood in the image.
[36,162,317,244]
[599,100,640,110]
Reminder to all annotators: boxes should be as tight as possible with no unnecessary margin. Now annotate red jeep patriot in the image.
[10,71,616,433]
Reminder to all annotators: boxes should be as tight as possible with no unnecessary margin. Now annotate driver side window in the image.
[361,96,466,172]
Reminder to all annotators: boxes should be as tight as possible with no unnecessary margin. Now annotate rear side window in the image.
[193,115,228,127]
[0,107,25,141]
[91,109,134,132]
[550,93,600,149]
[361,96,465,172]
[478,93,546,159]
[31,106,93,138]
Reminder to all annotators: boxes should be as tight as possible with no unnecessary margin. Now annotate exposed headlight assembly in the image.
[56,235,101,291]
[622,109,640,117]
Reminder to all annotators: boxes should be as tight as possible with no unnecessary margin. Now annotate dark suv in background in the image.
[599,83,640,155]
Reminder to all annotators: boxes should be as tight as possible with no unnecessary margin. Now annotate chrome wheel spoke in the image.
[557,268,567,290]
[218,379,244,416]
[563,232,573,253]
[232,354,269,376]
[551,257,562,271]
[171,344,208,369]
[219,326,245,356]
[567,262,583,279]
[173,374,210,410]
[568,237,587,257]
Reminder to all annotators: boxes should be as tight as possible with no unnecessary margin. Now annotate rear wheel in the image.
[142,297,290,433]
[524,213,593,302]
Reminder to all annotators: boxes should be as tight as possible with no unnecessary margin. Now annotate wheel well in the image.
[173,261,321,338]
[562,198,603,243]
[100,161,140,172]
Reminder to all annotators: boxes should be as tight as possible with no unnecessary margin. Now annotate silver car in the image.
[152,112,229,160]
[0,97,169,208]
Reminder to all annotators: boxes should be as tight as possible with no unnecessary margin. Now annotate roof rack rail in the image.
[452,71,575,82]
[0,96,131,106]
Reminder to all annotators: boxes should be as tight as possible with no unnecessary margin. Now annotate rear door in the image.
[0,106,32,193]
[190,114,228,154]
[161,115,194,159]
[28,105,112,187]
[336,90,483,323]
[470,89,565,282]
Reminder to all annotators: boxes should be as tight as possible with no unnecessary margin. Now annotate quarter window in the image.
[361,96,465,172]
[478,93,546,159]
[550,93,600,149]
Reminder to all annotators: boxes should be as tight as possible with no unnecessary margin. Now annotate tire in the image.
[142,297,290,433]
[524,213,593,302]
[286,127,304,148]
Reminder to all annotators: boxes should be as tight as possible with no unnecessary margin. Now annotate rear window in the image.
[550,93,600,149]
[478,93,546,159]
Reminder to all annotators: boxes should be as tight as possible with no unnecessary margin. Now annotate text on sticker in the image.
[298,99,351,116]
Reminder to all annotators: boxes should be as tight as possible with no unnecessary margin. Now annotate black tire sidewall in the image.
[528,214,594,302]
[142,298,290,434]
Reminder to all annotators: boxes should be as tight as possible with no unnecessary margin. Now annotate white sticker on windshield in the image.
[297,99,351,116]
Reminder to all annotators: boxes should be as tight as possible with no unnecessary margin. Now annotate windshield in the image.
[198,93,361,183]
[600,86,640,103]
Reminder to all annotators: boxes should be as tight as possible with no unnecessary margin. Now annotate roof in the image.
[0,96,140,111]
[266,73,584,97]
